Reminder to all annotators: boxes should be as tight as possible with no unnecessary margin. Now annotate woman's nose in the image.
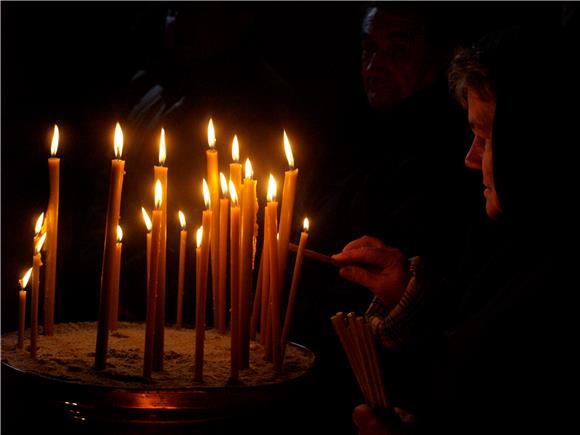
[464,138,483,170]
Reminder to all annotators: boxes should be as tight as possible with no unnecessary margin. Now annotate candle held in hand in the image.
[95,123,125,370]
[44,125,60,336]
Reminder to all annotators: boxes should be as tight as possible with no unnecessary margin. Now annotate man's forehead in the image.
[362,7,421,36]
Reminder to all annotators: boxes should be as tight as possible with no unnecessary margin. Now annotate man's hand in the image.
[353,404,411,435]
[332,236,408,307]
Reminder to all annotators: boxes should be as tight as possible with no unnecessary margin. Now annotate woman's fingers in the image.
[333,246,396,267]
[341,235,386,252]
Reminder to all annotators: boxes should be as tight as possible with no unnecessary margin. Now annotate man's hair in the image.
[448,45,494,108]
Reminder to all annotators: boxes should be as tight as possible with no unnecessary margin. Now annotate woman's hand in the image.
[332,236,409,307]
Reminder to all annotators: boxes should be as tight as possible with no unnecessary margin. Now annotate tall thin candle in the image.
[206,119,220,329]
[176,211,187,329]
[153,128,168,371]
[31,233,46,358]
[229,135,242,204]
[228,181,241,380]
[18,267,33,350]
[95,123,125,370]
[110,225,123,331]
[141,207,152,286]
[44,125,60,336]
[144,180,163,380]
[217,172,229,333]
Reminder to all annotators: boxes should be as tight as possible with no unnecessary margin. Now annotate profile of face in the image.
[361,7,438,109]
[464,88,502,219]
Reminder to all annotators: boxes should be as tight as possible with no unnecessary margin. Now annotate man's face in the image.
[361,7,434,109]
[465,88,502,219]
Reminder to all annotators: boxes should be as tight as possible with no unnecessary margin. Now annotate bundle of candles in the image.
[330,312,388,409]
[16,119,316,383]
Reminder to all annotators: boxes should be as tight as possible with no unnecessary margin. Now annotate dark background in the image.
[1,2,573,434]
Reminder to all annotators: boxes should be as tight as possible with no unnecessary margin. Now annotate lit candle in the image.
[228,181,240,381]
[229,135,242,204]
[33,212,45,252]
[176,210,187,329]
[281,217,309,359]
[206,119,220,329]
[277,131,299,290]
[266,175,282,372]
[258,221,271,347]
[239,159,256,368]
[109,225,123,331]
[194,181,212,381]
[141,207,152,286]
[95,123,126,370]
[153,128,168,371]
[44,125,60,336]
[144,180,163,380]
[31,233,46,358]
[217,172,229,333]
[18,267,33,350]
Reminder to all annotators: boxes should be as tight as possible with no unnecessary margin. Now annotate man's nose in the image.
[464,139,483,170]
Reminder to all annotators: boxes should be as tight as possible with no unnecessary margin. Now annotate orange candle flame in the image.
[159,128,166,165]
[178,211,186,230]
[51,125,59,156]
[229,180,239,206]
[35,232,47,254]
[141,207,152,232]
[202,179,211,209]
[114,123,123,159]
[154,179,163,209]
[196,226,203,249]
[208,119,216,149]
[220,172,228,197]
[34,212,45,236]
[267,174,277,202]
[303,217,309,232]
[244,158,253,180]
[232,135,240,162]
[283,130,294,169]
[20,267,33,290]
[116,225,123,243]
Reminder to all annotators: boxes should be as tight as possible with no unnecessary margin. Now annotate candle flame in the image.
[232,135,240,162]
[283,130,294,169]
[51,125,59,156]
[244,158,253,179]
[159,128,166,165]
[34,212,45,236]
[196,226,203,248]
[208,118,216,149]
[202,178,211,209]
[35,232,47,254]
[178,210,186,229]
[267,174,277,202]
[20,267,33,289]
[116,225,123,243]
[220,172,228,196]
[229,180,239,206]
[114,123,123,158]
[155,179,163,209]
[303,217,309,232]
[141,207,152,232]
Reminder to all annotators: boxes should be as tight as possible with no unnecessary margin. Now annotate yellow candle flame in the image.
[208,118,216,149]
[220,172,228,196]
[229,180,239,206]
[267,174,277,202]
[159,128,166,165]
[303,217,309,232]
[196,226,203,248]
[202,178,211,209]
[232,135,240,162]
[116,225,123,243]
[114,122,123,158]
[34,212,45,236]
[244,158,253,179]
[20,267,33,290]
[51,125,59,156]
[178,210,186,230]
[155,179,163,209]
[283,130,294,169]
[141,207,152,232]
[35,232,47,254]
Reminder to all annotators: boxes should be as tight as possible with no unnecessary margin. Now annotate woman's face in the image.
[464,88,502,219]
